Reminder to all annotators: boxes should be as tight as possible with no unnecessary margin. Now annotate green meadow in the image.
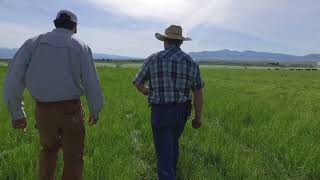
[0,66,320,179]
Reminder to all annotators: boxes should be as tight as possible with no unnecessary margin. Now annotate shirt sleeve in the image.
[191,63,205,91]
[80,46,104,120]
[133,56,153,85]
[4,39,32,120]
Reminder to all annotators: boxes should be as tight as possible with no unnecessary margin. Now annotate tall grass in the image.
[0,66,319,179]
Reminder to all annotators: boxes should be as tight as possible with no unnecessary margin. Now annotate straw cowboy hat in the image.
[155,25,192,41]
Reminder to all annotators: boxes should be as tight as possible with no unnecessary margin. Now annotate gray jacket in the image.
[4,28,104,120]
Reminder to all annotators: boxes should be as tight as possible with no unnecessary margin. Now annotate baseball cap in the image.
[55,10,77,24]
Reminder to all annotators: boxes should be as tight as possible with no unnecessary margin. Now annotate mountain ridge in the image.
[0,48,138,60]
[1,47,320,62]
[189,49,320,62]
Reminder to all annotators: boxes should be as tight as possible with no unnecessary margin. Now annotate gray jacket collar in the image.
[53,28,74,35]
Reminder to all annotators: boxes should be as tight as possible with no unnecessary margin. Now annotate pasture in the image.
[0,66,320,179]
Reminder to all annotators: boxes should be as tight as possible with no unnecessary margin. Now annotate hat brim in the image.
[155,33,192,41]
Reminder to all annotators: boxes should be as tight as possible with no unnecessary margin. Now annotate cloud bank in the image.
[0,0,319,57]
[86,0,320,55]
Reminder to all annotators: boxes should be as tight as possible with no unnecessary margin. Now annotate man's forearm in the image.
[193,89,203,119]
[4,69,27,120]
[85,87,104,120]
[135,83,149,96]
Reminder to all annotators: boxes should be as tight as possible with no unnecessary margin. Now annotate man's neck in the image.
[165,45,180,50]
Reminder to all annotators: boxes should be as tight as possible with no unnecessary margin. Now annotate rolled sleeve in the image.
[133,56,153,85]
[191,64,205,91]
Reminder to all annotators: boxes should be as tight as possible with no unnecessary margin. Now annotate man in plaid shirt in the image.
[134,25,205,180]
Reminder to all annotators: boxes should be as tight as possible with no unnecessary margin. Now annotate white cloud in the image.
[0,22,50,48]
[85,0,320,42]
[78,26,162,57]
[0,21,160,57]
[1,0,319,56]
[85,0,230,32]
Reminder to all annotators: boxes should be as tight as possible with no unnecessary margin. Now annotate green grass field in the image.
[1,66,320,179]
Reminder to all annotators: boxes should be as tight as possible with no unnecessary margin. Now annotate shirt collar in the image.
[52,28,74,35]
[160,46,181,58]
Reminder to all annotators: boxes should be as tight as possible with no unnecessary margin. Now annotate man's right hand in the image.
[142,88,149,96]
[135,83,149,96]
[88,115,98,126]
[192,117,202,129]
[12,118,27,130]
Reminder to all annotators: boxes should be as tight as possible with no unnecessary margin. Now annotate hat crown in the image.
[155,24,191,41]
[165,25,182,36]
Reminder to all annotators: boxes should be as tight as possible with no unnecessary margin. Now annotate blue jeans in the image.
[151,104,188,180]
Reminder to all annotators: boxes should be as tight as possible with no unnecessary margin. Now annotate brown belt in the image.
[36,99,81,106]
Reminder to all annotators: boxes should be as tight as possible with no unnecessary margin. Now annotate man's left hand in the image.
[192,117,202,129]
[12,118,27,130]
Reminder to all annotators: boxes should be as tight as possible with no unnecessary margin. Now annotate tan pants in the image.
[35,100,85,180]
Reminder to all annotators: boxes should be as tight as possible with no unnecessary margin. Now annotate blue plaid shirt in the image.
[134,46,205,104]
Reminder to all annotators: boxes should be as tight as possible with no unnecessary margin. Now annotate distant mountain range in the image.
[0,48,138,60]
[93,53,137,60]
[189,49,320,62]
[0,48,17,59]
[1,48,320,62]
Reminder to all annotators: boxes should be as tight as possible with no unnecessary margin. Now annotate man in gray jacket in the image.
[4,10,104,180]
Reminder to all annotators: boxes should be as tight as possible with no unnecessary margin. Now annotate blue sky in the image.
[0,0,319,57]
